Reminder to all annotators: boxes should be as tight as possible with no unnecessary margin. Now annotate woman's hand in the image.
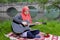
[35,22,42,25]
[22,21,28,26]
[35,22,47,25]
[28,22,42,26]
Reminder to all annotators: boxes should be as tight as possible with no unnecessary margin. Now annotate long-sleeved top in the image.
[12,14,30,34]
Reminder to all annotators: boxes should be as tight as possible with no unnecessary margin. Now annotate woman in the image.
[12,6,40,38]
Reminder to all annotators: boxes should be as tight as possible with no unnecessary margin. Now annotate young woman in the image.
[12,6,41,38]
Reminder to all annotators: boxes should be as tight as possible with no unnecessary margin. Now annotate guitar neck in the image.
[29,22,42,26]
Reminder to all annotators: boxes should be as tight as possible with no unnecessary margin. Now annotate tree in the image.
[52,0,60,8]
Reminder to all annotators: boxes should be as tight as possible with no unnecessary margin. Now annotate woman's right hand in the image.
[35,22,42,25]
[22,21,28,26]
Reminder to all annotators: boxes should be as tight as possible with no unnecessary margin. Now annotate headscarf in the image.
[21,6,32,23]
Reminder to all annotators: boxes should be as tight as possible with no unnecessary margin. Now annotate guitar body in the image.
[12,22,30,34]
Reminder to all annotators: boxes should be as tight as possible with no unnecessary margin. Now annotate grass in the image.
[0,20,60,40]
[0,20,12,40]
[32,20,60,36]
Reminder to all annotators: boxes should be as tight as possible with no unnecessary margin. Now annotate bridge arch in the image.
[7,7,18,17]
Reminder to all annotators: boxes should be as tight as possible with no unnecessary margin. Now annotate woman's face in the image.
[24,10,29,14]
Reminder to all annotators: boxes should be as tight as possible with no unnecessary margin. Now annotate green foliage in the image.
[0,0,60,4]
[0,0,35,3]
[21,0,27,2]
[0,0,22,3]
[0,0,48,3]
[8,0,17,3]
[37,0,48,4]
[28,0,34,3]
[52,0,60,4]
[8,0,21,3]
[0,0,8,3]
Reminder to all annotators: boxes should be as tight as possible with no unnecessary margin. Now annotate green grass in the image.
[0,20,12,40]
[32,20,60,36]
[0,20,60,40]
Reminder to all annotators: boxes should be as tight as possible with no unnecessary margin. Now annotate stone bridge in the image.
[0,2,44,21]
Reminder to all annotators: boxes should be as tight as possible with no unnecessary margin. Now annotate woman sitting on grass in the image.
[12,6,43,38]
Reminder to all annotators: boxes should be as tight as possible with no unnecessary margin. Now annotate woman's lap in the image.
[30,30,40,35]
[20,30,40,38]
